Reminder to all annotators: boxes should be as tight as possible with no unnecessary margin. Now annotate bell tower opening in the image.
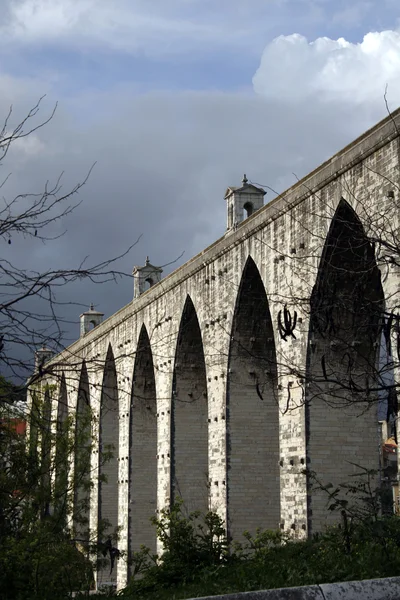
[144,277,154,291]
[243,202,253,218]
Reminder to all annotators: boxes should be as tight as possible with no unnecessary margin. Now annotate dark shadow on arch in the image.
[310,199,383,345]
[171,295,208,514]
[306,198,384,534]
[243,202,253,218]
[128,325,157,572]
[28,390,40,492]
[28,387,48,516]
[73,361,91,542]
[40,386,52,519]
[98,344,119,584]
[227,256,279,541]
[54,373,69,522]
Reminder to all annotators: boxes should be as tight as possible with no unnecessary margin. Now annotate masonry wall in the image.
[31,109,400,589]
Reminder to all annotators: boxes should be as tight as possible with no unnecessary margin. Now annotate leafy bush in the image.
[121,499,230,598]
[119,473,400,600]
[0,519,94,600]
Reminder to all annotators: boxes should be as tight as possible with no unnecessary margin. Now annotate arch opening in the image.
[28,391,40,494]
[98,345,119,584]
[54,373,69,523]
[227,257,279,540]
[306,199,384,533]
[171,296,208,514]
[243,202,253,218]
[144,278,154,291]
[379,325,398,514]
[228,204,234,228]
[128,325,157,570]
[73,361,91,543]
[40,387,52,519]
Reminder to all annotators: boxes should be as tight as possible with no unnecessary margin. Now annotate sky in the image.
[2,0,400,360]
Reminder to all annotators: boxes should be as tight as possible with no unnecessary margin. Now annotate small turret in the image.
[34,346,53,374]
[225,174,266,232]
[80,304,104,337]
[132,257,163,299]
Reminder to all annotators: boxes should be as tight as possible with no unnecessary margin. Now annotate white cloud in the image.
[10,133,46,159]
[0,0,246,56]
[253,30,400,106]
[2,0,399,66]
[0,0,340,59]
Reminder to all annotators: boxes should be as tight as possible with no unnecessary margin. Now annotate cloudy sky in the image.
[2,0,400,357]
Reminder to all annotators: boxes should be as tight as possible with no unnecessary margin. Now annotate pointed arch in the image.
[98,345,119,569]
[227,256,279,540]
[310,199,383,348]
[28,389,40,490]
[306,198,384,533]
[40,386,52,519]
[54,372,69,521]
[128,325,157,566]
[171,295,208,514]
[57,372,68,424]
[73,361,91,541]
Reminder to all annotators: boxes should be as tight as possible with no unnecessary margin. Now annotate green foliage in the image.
[121,499,230,598]
[0,375,25,406]
[152,499,229,573]
[0,519,94,600]
[2,377,399,600]
[0,380,100,599]
[119,473,400,600]
[120,515,400,600]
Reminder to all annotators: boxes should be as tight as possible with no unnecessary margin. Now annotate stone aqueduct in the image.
[29,109,400,587]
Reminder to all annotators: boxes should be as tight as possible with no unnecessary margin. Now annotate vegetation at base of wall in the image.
[116,517,400,599]
[0,519,94,600]
[0,380,113,600]
[112,470,400,600]
[3,382,400,600]
[116,523,400,600]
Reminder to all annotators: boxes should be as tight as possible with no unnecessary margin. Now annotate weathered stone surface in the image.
[320,576,400,599]
[187,584,323,600]
[186,577,400,600]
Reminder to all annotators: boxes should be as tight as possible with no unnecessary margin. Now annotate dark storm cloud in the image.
[0,56,398,359]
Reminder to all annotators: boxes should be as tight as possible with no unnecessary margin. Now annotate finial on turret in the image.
[242,174,248,185]
[90,303,94,311]
[145,256,150,266]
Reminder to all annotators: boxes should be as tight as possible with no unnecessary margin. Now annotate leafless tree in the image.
[0,97,143,396]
